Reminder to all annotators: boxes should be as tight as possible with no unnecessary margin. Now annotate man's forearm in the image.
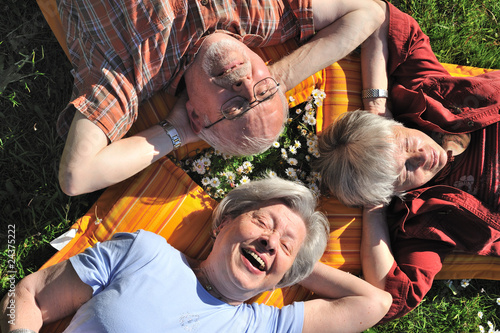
[59,94,198,196]
[59,118,176,196]
[361,0,390,116]
[271,0,384,91]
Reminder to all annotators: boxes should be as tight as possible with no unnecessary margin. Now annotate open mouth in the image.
[242,248,266,271]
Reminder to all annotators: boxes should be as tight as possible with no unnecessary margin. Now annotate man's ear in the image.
[186,99,203,134]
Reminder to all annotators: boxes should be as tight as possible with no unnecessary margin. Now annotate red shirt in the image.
[56,0,315,141]
[435,126,500,211]
[381,2,500,322]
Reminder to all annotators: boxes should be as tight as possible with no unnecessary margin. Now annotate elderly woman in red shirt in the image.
[315,0,500,323]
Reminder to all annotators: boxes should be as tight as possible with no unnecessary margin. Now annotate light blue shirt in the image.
[65,230,304,332]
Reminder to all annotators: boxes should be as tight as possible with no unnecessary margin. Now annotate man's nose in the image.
[232,76,254,100]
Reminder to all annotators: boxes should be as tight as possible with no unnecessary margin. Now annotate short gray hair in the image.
[315,110,401,206]
[198,89,289,156]
[212,176,329,287]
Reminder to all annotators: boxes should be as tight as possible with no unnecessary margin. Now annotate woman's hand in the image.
[300,262,392,333]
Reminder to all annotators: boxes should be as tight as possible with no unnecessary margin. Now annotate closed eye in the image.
[281,241,292,255]
[257,89,270,98]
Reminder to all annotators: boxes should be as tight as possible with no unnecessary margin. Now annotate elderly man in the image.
[316,0,500,323]
[56,0,384,196]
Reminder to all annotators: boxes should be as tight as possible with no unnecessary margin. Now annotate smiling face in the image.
[207,201,307,303]
[392,126,448,192]
[183,33,286,153]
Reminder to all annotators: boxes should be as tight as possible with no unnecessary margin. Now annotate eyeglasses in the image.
[204,77,280,129]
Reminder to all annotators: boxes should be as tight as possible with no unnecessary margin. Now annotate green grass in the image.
[392,0,500,69]
[1,0,499,331]
[0,1,101,291]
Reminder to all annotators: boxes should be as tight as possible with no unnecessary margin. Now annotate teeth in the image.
[243,248,266,271]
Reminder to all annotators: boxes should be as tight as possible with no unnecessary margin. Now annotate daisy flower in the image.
[308,182,320,195]
[201,177,210,186]
[193,162,206,175]
[289,146,297,155]
[312,89,326,100]
[240,176,250,184]
[306,116,317,126]
[242,161,252,169]
[285,168,297,178]
[210,177,220,187]
[201,157,211,167]
[242,161,253,173]
[287,158,298,166]
[272,141,280,148]
[225,172,236,182]
[281,148,288,159]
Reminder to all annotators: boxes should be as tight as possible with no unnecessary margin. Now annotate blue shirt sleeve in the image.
[69,230,165,295]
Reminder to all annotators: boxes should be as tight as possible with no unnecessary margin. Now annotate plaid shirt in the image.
[57,0,314,142]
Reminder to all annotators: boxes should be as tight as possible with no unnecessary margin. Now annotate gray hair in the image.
[212,176,329,287]
[198,89,289,156]
[315,110,402,207]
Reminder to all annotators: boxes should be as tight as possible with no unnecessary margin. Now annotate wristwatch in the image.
[361,89,389,99]
[159,120,182,150]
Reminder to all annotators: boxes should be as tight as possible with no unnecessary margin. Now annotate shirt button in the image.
[201,0,209,5]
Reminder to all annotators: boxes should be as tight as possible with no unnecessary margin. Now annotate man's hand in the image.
[165,91,199,145]
[364,97,393,118]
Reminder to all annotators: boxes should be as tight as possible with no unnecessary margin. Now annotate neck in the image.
[192,261,243,306]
